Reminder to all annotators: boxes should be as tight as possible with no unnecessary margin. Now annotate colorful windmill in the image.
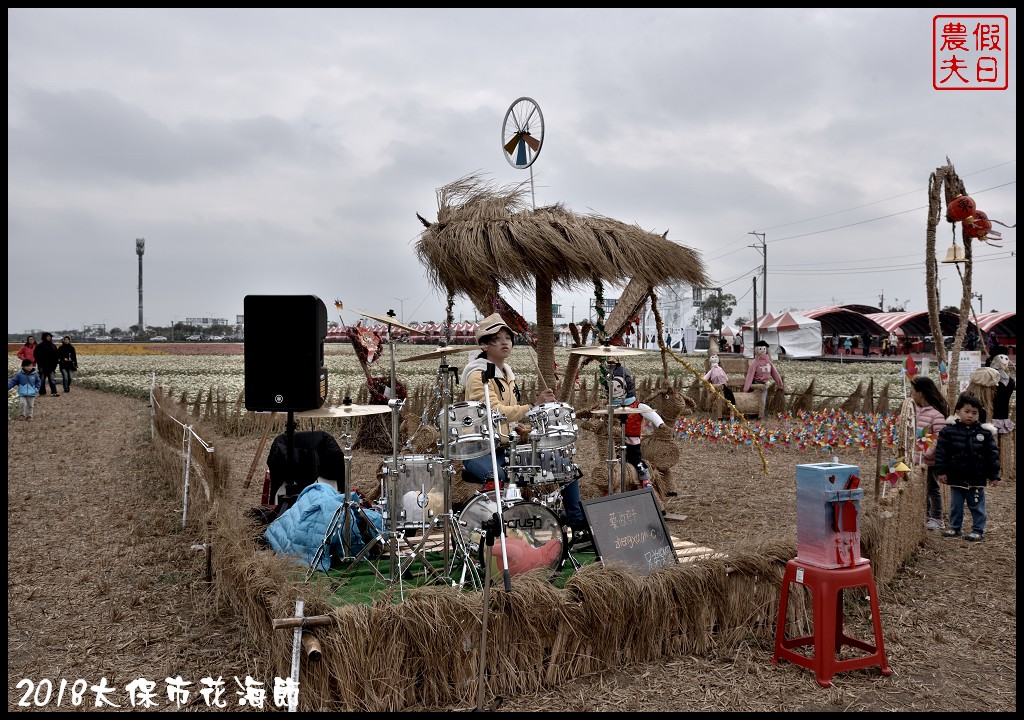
[502,97,545,170]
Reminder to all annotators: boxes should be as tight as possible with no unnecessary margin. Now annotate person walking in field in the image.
[57,336,79,394]
[9,358,42,421]
[34,332,60,396]
[16,335,37,364]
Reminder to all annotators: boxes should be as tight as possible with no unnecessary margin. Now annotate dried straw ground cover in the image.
[7,345,1016,711]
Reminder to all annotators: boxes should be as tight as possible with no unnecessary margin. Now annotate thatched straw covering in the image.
[415,174,710,386]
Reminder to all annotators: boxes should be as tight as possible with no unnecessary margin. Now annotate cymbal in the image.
[570,345,647,357]
[350,309,421,334]
[296,403,392,418]
[399,345,467,362]
[590,406,648,415]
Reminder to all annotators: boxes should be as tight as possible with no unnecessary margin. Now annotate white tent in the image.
[741,314,779,358]
[765,311,823,358]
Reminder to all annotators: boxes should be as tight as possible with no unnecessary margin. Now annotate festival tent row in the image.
[326,321,481,344]
[739,312,823,359]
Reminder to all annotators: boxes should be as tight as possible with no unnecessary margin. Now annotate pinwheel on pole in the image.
[501,96,545,208]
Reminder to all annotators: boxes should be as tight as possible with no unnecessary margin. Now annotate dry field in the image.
[7,380,1016,712]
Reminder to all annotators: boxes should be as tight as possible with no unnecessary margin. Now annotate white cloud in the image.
[7,8,1016,335]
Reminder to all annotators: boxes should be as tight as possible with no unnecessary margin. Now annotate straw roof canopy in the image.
[415,175,710,387]
[415,174,710,302]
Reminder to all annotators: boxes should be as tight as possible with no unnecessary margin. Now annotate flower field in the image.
[8,342,925,425]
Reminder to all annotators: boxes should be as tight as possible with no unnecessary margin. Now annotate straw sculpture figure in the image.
[789,379,816,414]
[876,381,891,415]
[414,174,709,388]
[841,380,866,412]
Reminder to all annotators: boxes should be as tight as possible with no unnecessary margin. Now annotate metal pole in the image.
[752,277,759,347]
[716,287,723,348]
[136,238,145,339]
[749,231,766,317]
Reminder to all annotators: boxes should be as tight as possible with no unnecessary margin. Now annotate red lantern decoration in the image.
[963,212,993,240]
[946,195,976,223]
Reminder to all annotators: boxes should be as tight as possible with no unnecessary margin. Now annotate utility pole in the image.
[752,277,759,347]
[136,238,145,339]
[879,291,885,312]
[971,292,983,314]
[393,296,408,324]
[749,231,767,316]
[716,287,723,345]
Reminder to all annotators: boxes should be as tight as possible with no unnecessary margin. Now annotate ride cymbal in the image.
[590,406,648,415]
[399,346,467,362]
[296,404,392,418]
[569,345,647,357]
[350,309,420,334]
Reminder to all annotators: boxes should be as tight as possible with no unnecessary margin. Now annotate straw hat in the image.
[475,313,514,345]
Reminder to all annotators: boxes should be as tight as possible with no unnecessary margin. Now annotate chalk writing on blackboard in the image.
[583,488,677,575]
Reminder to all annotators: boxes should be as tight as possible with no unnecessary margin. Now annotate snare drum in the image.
[438,401,494,460]
[457,492,566,576]
[379,454,447,530]
[525,402,578,449]
[510,444,578,486]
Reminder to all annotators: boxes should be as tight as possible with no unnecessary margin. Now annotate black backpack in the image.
[265,430,346,510]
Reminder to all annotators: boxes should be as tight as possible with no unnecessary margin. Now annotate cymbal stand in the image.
[432,355,482,585]
[305,409,388,583]
[384,316,404,586]
[480,366,513,592]
[603,366,621,495]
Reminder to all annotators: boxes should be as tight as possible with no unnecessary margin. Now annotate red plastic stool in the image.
[772,558,891,687]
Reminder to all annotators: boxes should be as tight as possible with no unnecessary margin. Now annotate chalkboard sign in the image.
[582,488,677,575]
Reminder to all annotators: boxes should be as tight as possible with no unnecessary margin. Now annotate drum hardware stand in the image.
[479,362,513,592]
[600,382,630,495]
[305,407,388,584]
[475,513,502,712]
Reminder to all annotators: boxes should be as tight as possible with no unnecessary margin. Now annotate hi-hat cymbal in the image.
[590,406,649,415]
[297,403,392,418]
[400,345,467,362]
[569,345,647,357]
[350,309,420,334]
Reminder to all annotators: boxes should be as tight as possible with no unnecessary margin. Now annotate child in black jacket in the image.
[934,394,1001,541]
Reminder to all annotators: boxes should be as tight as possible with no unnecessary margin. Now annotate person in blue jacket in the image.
[9,358,42,421]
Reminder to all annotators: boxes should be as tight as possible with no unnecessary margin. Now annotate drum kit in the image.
[303,318,651,589]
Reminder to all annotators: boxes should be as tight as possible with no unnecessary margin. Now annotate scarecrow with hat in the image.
[742,339,784,394]
[601,356,665,488]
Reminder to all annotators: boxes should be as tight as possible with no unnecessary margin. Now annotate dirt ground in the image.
[7,388,1017,712]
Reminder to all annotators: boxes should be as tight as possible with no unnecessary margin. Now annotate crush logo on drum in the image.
[505,515,543,531]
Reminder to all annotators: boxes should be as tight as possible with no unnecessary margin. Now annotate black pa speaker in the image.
[244,295,328,412]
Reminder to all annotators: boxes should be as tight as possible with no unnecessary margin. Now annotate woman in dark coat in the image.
[57,336,79,394]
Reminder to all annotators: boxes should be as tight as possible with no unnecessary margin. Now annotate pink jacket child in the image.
[914,403,947,466]
[743,340,784,393]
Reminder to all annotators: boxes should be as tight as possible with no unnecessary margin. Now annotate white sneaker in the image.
[926,518,945,530]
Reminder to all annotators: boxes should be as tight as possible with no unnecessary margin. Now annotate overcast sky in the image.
[8,8,1017,335]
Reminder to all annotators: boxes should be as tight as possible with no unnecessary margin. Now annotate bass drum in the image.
[458,492,566,577]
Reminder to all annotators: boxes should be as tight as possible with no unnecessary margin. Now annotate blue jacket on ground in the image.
[264,484,383,571]
[8,369,41,397]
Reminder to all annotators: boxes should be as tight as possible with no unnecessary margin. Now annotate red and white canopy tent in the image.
[765,311,823,358]
[739,313,777,357]
[974,311,1016,353]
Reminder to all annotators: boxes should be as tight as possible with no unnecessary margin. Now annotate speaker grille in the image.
[244,295,328,412]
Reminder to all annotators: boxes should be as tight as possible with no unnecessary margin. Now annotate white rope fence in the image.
[150,374,215,528]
